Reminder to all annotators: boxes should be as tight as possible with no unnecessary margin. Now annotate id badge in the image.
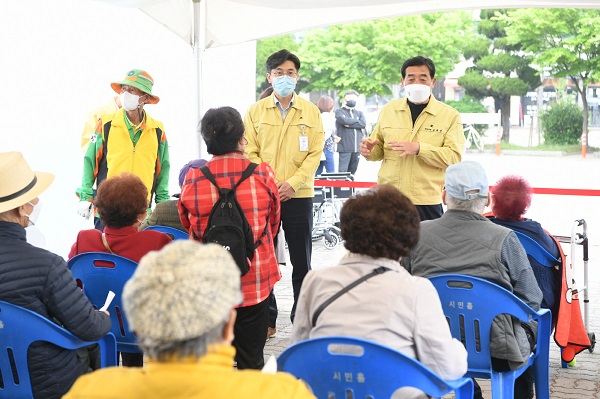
[299,136,309,152]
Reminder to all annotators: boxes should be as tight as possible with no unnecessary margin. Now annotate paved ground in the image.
[265,238,599,398]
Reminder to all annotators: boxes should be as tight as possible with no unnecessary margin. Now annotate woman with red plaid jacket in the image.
[178,106,281,370]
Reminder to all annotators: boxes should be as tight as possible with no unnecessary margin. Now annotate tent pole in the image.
[192,0,206,159]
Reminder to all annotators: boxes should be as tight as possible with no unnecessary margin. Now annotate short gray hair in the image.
[138,321,226,361]
[445,194,487,214]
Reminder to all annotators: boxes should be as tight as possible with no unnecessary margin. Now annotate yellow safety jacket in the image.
[63,345,316,399]
[244,93,324,198]
[367,96,464,205]
[76,108,170,204]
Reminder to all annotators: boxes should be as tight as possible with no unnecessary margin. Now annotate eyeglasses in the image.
[271,69,298,78]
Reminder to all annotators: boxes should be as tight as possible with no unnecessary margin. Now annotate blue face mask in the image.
[272,75,297,97]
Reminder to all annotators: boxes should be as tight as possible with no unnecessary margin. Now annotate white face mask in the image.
[405,84,431,104]
[120,91,141,111]
[25,200,42,227]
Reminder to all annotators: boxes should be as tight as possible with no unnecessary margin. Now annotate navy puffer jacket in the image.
[0,221,111,399]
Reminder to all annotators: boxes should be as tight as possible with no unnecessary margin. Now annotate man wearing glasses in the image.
[244,49,324,323]
[76,69,171,231]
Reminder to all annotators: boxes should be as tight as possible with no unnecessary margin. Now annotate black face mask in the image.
[345,100,356,108]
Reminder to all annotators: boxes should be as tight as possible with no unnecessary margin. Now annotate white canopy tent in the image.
[103,0,600,48]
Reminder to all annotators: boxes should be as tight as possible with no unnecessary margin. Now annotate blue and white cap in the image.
[445,161,489,201]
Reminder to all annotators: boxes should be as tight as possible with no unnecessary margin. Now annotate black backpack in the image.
[199,163,267,276]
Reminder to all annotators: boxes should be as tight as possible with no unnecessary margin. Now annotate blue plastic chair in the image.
[277,336,473,399]
[0,300,117,398]
[143,225,189,240]
[429,274,552,399]
[513,230,560,267]
[68,252,140,354]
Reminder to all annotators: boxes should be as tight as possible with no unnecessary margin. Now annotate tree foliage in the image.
[445,96,487,113]
[457,9,539,142]
[292,12,473,97]
[502,8,600,136]
[462,36,490,61]
[541,100,583,145]
[255,35,299,96]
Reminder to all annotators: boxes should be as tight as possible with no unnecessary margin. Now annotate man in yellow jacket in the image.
[244,49,324,322]
[63,241,315,399]
[361,56,464,221]
[76,69,170,231]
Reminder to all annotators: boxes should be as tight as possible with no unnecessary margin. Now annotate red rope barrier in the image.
[529,187,600,196]
[314,180,600,196]
[314,180,376,189]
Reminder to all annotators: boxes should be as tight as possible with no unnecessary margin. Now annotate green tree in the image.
[295,12,473,97]
[502,8,600,138]
[445,96,488,114]
[458,9,539,143]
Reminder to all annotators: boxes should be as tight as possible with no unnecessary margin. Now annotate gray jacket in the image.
[402,210,543,370]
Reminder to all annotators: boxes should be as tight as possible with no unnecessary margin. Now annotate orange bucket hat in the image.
[111,69,160,104]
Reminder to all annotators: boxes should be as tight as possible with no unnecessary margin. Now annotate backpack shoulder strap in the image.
[232,163,265,247]
[103,120,112,138]
[233,163,258,191]
[200,163,258,192]
[311,266,390,327]
[199,165,220,189]
[102,120,112,155]
[149,127,163,206]
[97,120,113,187]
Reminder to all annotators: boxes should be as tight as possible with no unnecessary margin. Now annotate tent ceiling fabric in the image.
[139,0,192,44]
[94,0,600,48]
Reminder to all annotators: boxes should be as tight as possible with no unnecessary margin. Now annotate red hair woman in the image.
[489,175,561,317]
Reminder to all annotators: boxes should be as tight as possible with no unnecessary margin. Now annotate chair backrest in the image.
[68,252,140,353]
[513,230,560,267]
[429,274,551,378]
[0,300,117,397]
[277,336,473,399]
[143,225,189,240]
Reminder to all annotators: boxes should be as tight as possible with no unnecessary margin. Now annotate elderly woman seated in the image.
[69,172,172,366]
[0,152,111,399]
[290,184,467,398]
[63,241,315,399]
[488,175,561,318]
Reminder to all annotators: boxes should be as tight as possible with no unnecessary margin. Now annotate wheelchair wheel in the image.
[323,230,340,249]
[589,332,596,353]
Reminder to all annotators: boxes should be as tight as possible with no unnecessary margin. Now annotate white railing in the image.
[460,112,501,152]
